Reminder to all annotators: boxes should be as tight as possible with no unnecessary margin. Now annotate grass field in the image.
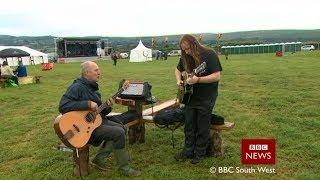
[0,51,319,179]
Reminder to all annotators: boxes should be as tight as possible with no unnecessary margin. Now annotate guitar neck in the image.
[182,62,205,80]
[96,87,124,114]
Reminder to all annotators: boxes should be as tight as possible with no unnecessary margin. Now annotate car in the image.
[119,52,129,59]
[301,45,315,51]
[168,50,181,56]
[47,53,58,62]
[152,50,162,59]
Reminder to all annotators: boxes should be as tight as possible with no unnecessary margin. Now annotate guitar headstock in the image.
[194,62,206,75]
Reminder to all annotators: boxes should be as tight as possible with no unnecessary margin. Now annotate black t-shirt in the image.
[177,50,222,108]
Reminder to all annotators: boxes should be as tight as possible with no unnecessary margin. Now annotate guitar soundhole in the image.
[85,112,96,123]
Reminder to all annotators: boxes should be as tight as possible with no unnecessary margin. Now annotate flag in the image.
[199,34,204,42]
[164,37,168,47]
[151,37,156,47]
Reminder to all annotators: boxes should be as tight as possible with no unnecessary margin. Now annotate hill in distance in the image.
[0,29,319,52]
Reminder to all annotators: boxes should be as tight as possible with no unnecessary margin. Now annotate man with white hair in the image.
[59,61,140,177]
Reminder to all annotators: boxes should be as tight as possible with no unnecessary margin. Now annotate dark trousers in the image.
[89,119,126,149]
[183,105,212,157]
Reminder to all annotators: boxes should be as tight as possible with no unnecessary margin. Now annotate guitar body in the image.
[179,84,193,104]
[54,111,102,148]
[177,62,207,104]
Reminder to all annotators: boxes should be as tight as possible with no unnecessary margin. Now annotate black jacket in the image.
[59,77,111,117]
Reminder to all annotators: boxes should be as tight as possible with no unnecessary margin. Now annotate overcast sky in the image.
[0,0,319,37]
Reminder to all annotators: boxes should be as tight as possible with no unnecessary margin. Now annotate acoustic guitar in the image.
[54,83,128,149]
[178,62,206,104]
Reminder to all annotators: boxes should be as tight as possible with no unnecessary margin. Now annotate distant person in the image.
[0,61,19,85]
[15,61,27,77]
[163,51,168,60]
[30,57,35,65]
[224,50,229,60]
[156,51,160,60]
[111,52,119,66]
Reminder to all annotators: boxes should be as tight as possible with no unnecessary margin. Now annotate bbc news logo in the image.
[249,144,268,151]
[242,139,276,164]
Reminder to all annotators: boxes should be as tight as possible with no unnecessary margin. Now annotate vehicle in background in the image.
[48,53,58,62]
[152,50,168,60]
[119,52,129,59]
[152,50,162,58]
[168,50,181,56]
[301,45,315,51]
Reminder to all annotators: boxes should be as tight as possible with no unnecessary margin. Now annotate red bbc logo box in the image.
[241,139,276,164]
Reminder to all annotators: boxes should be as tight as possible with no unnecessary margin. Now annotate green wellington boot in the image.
[91,141,113,170]
[114,148,141,177]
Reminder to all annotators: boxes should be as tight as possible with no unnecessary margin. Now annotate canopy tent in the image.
[129,40,152,62]
[0,46,48,66]
[0,48,30,58]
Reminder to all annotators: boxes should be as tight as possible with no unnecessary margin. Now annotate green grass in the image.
[0,51,319,179]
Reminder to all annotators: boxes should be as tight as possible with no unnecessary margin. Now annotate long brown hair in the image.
[179,34,210,72]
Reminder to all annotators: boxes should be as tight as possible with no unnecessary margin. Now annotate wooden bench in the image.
[141,99,235,156]
[0,78,6,88]
[0,76,41,88]
[113,98,235,156]
[18,76,42,85]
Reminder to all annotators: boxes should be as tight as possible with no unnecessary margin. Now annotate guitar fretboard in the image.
[95,87,125,115]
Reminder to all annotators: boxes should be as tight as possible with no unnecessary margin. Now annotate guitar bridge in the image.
[63,130,75,140]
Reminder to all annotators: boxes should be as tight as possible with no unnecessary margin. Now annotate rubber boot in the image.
[114,148,141,177]
[174,150,193,162]
[91,141,113,170]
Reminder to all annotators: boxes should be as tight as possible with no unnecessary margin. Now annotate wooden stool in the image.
[115,97,146,144]
[34,76,41,83]
[0,78,6,88]
[210,122,235,156]
[55,114,89,177]
[73,146,89,177]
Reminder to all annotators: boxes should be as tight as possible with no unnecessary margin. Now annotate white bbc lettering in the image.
[262,145,268,150]
[218,167,234,173]
[256,145,262,150]
[245,152,272,160]
[249,144,269,151]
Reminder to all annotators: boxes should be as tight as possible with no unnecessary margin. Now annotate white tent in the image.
[129,40,152,62]
[0,46,48,66]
